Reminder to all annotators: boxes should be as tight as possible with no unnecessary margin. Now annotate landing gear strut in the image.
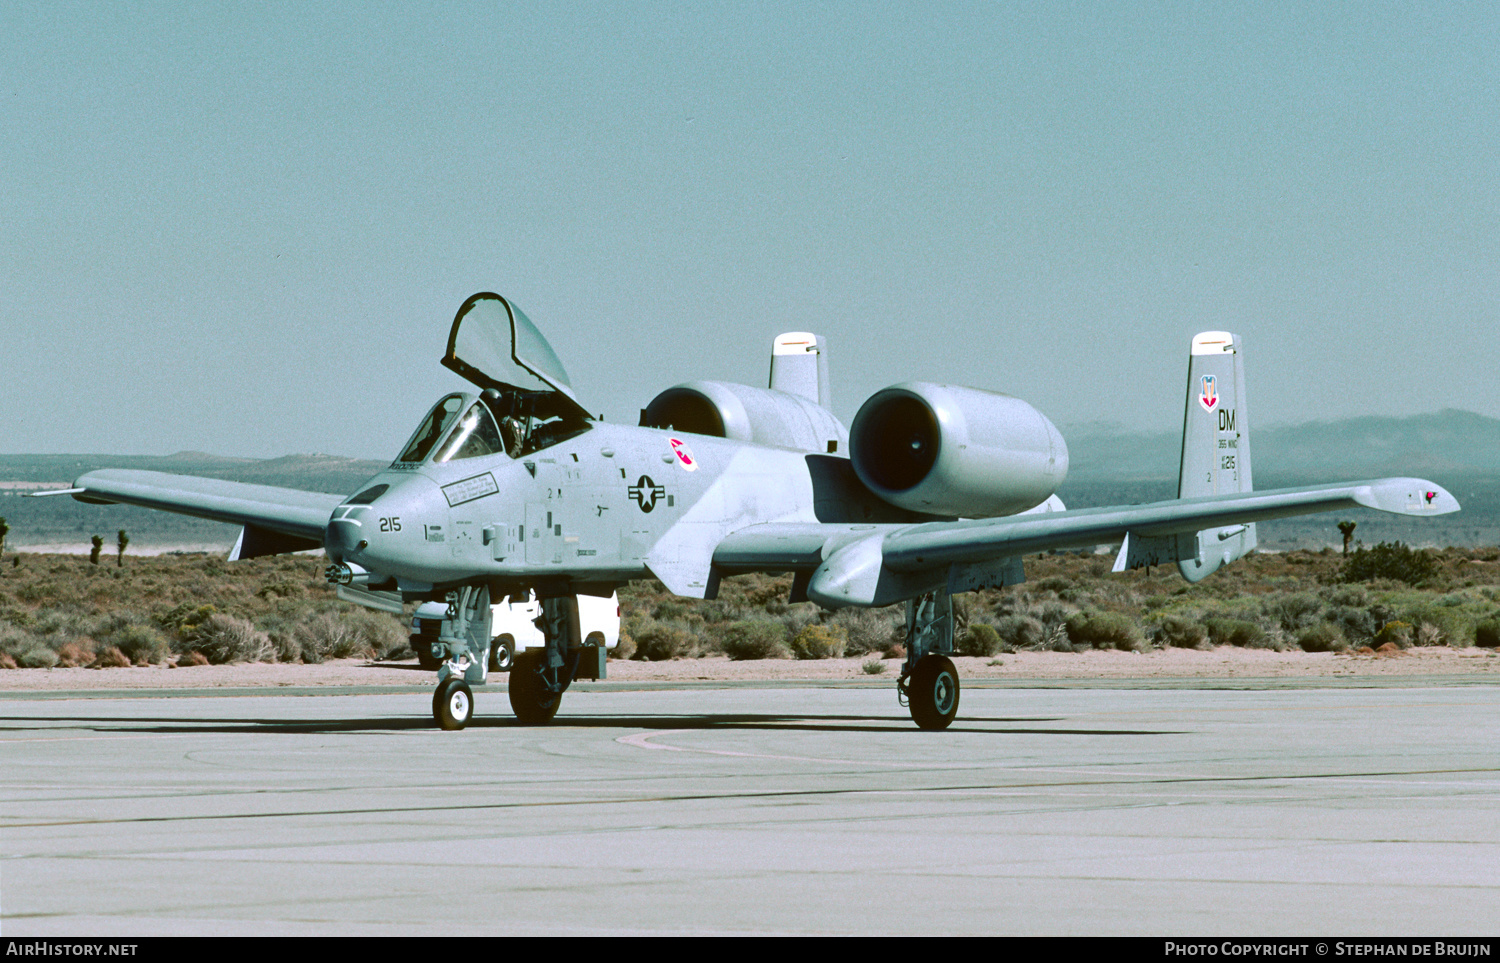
[429,584,492,730]
[897,591,960,730]
[508,596,579,724]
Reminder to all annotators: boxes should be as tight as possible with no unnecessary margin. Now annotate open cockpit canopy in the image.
[442,293,590,422]
[394,392,515,464]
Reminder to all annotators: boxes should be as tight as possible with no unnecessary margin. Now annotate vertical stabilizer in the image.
[769,332,831,409]
[1177,331,1256,582]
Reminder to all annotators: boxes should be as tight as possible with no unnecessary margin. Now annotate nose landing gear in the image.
[429,584,491,730]
[433,678,474,730]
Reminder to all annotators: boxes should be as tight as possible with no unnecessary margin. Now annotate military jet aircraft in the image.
[51,293,1460,730]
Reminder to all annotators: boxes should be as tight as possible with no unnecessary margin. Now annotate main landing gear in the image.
[508,597,578,724]
[897,591,961,730]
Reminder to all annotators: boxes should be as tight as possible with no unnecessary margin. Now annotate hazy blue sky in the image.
[4,2,1496,459]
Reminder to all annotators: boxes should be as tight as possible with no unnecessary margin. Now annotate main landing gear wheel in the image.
[433,678,474,730]
[508,652,564,724]
[908,654,960,730]
[489,635,515,673]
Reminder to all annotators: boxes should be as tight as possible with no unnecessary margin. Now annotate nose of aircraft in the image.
[324,474,438,570]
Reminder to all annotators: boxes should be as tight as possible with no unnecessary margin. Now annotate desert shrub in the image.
[261,616,302,663]
[29,609,92,647]
[862,658,886,674]
[773,606,822,639]
[0,605,34,627]
[0,622,37,657]
[1268,593,1324,633]
[15,643,59,668]
[1033,576,1072,595]
[955,623,1003,657]
[92,646,131,668]
[652,600,691,621]
[292,609,393,662]
[342,608,408,659]
[56,639,98,667]
[1155,615,1210,649]
[632,620,697,661]
[1324,584,1371,608]
[1204,617,1269,648]
[1475,620,1500,648]
[113,623,170,665]
[831,606,899,656]
[611,628,636,660]
[1065,611,1144,651]
[1325,605,1378,643]
[741,574,792,607]
[1035,601,1080,633]
[157,602,219,638]
[720,620,791,660]
[991,614,1045,650]
[1372,621,1413,649]
[192,614,273,664]
[790,624,846,660]
[1400,604,1471,647]
[1341,542,1438,586]
[1296,622,1347,652]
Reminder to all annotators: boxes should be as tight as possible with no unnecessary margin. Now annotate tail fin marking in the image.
[769,332,831,409]
[1177,331,1257,582]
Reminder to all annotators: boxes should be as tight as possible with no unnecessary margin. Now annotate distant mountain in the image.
[1061,409,1500,482]
[0,452,388,494]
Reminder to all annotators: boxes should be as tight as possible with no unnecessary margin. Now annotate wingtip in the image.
[1355,478,1461,516]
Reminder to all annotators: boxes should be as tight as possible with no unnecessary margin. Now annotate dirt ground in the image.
[2,646,1497,691]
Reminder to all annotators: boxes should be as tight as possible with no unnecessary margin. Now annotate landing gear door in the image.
[442,293,592,422]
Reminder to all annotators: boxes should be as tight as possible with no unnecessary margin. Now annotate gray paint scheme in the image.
[65,310,1458,604]
[57,293,1460,727]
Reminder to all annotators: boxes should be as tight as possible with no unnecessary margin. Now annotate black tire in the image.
[413,635,442,671]
[908,654,960,730]
[489,634,515,673]
[508,652,563,724]
[433,678,474,731]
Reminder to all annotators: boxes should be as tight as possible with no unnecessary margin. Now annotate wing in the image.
[713,476,1459,608]
[58,469,343,557]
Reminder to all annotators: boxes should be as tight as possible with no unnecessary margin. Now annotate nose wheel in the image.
[433,678,474,730]
[905,654,960,730]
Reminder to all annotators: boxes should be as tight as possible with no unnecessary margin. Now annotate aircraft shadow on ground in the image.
[0,712,1179,737]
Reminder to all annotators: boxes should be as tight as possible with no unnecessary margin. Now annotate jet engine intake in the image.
[642,381,848,453]
[849,382,1068,518]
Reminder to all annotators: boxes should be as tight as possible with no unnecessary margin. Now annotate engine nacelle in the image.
[849,382,1068,517]
[643,381,848,453]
